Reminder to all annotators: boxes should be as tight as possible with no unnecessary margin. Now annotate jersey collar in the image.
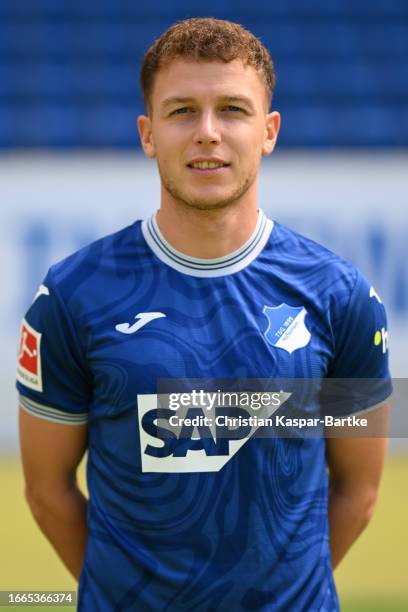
[141,209,273,278]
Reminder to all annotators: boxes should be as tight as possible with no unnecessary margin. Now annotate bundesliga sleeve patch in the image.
[17,318,43,392]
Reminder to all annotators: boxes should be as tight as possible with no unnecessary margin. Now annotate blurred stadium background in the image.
[1,1,407,610]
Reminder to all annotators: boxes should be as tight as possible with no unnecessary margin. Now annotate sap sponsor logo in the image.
[137,393,290,473]
[374,327,389,354]
[263,304,311,354]
[17,319,43,392]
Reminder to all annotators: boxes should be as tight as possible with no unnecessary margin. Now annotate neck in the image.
[156,196,259,259]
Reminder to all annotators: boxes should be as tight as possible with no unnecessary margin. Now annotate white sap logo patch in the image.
[263,304,311,354]
[137,393,290,473]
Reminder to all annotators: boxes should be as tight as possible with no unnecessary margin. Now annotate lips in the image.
[187,159,229,170]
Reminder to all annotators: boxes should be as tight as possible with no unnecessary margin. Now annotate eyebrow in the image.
[161,97,195,108]
[161,95,255,110]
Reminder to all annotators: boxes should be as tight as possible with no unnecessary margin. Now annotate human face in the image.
[138,59,280,211]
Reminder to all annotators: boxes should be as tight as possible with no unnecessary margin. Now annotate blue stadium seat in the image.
[280,105,408,147]
[0,1,407,147]
[0,62,138,99]
[0,0,406,18]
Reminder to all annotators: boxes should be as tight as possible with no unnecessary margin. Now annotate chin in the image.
[187,189,239,207]
[183,197,237,212]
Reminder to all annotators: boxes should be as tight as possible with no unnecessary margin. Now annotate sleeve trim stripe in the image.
[350,392,392,417]
[19,395,88,424]
[334,392,392,418]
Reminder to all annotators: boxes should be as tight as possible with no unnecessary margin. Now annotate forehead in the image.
[151,58,267,107]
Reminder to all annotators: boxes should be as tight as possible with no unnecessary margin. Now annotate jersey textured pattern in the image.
[16,210,391,612]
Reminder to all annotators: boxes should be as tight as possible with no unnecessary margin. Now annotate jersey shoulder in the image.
[271,222,391,390]
[49,220,144,291]
[273,221,357,276]
[270,221,359,302]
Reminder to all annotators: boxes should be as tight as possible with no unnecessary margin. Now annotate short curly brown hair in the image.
[140,18,276,114]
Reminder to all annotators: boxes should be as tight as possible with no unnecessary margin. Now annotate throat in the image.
[155,206,260,259]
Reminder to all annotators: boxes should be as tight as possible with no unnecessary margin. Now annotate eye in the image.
[171,107,193,115]
[222,105,244,113]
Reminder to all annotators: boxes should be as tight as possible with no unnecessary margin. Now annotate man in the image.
[17,18,391,611]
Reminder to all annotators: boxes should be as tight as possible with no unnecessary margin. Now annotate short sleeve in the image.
[16,269,91,424]
[324,270,392,415]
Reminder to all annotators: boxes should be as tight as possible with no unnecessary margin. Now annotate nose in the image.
[194,111,221,145]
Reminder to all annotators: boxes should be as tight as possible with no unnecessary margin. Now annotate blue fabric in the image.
[17,218,391,611]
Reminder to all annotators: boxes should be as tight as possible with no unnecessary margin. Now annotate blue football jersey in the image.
[16,210,391,611]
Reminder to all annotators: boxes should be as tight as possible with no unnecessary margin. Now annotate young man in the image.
[17,18,391,611]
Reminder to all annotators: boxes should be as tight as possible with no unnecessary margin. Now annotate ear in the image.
[262,111,281,156]
[137,115,156,159]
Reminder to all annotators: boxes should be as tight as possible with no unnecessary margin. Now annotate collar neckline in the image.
[141,209,273,278]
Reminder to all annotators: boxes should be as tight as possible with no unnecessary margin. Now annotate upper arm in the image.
[16,270,91,496]
[19,406,88,497]
[326,402,390,493]
[325,270,391,491]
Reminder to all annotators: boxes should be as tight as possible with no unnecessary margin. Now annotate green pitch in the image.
[1,454,407,611]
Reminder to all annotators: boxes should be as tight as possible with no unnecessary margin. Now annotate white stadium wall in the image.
[1,152,407,450]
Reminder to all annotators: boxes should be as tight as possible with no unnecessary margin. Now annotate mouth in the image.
[187,160,230,173]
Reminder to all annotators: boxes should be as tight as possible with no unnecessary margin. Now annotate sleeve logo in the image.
[17,319,43,392]
[374,327,388,354]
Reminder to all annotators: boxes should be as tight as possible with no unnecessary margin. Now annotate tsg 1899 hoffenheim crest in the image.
[263,304,311,354]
